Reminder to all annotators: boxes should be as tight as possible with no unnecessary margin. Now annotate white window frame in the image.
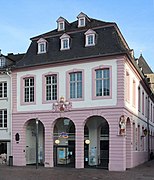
[85,29,96,47]
[60,33,70,50]
[24,77,34,103]
[45,74,57,101]
[70,72,82,99]
[37,38,47,54]
[0,57,6,67]
[78,17,85,27]
[58,21,65,31]
[0,109,7,128]
[0,82,7,98]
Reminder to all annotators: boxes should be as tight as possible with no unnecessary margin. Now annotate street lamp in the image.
[85,139,90,144]
[36,118,39,169]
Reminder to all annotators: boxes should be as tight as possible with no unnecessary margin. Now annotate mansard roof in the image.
[16,14,130,68]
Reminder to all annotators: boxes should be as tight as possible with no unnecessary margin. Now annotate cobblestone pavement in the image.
[0,160,154,180]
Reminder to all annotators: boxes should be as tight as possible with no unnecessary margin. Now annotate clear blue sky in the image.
[0,0,154,71]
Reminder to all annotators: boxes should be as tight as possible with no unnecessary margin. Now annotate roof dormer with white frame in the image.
[57,17,67,31]
[60,33,71,50]
[77,12,90,28]
[37,38,47,54]
[84,29,96,47]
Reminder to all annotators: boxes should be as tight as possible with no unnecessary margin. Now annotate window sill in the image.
[85,44,95,47]
[0,97,8,101]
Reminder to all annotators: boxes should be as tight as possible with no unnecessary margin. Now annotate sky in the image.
[0,0,154,71]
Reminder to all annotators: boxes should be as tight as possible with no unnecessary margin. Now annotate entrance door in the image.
[54,141,75,167]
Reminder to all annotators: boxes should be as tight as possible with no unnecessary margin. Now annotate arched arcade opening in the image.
[84,115,109,169]
[53,117,75,167]
[25,119,45,166]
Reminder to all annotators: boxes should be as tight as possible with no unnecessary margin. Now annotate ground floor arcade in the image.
[12,109,153,171]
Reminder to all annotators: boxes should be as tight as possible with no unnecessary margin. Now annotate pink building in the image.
[12,12,154,171]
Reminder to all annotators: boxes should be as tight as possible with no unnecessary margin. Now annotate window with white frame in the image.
[0,57,6,67]
[37,38,47,54]
[85,29,96,47]
[0,82,7,98]
[0,109,7,128]
[142,92,144,115]
[69,72,82,99]
[138,86,141,112]
[95,68,110,97]
[46,75,57,101]
[24,77,34,102]
[132,80,136,107]
[78,18,85,27]
[59,22,65,31]
[60,33,70,50]
[126,71,130,102]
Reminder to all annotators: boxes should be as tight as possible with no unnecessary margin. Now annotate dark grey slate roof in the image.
[16,17,129,68]
[7,53,25,62]
[137,54,153,74]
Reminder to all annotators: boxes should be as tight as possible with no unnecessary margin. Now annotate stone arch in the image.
[84,115,109,169]
[53,117,75,167]
[25,118,45,166]
[126,117,132,168]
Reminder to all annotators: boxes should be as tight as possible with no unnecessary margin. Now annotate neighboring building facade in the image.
[11,13,154,171]
[0,51,24,164]
[137,54,154,93]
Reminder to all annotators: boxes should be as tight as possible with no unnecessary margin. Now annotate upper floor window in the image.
[132,80,136,107]
[24,77,34,103]
[80,18,85,26]
[57,17,66,31]
[0,109,7,128]
[0,57,6,67]
[95,68,110,97]
[125,71,130,102]
[85,29,96,47]
[70,72,82,99]
[92,66,111,100]
[138,86,141,112]
[142,92,144,115]
[46,74,57,101]
[0,82,7,98]
[37,38,47,54]
[66,69,84,101]
[77,12,90,27]
[60,33,70,50]
[59,22,64,31]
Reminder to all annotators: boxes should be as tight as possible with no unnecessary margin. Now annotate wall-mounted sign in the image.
[59,132,68,138]
[15,133,20,143]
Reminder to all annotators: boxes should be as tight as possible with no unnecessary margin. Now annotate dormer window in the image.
[79,18,85,27]
[77,12,90,28]
[37,38,47,54]
[0,57,6,67]
[85,29,96,47]
[57,17,66,31]
[60,33,70,50]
